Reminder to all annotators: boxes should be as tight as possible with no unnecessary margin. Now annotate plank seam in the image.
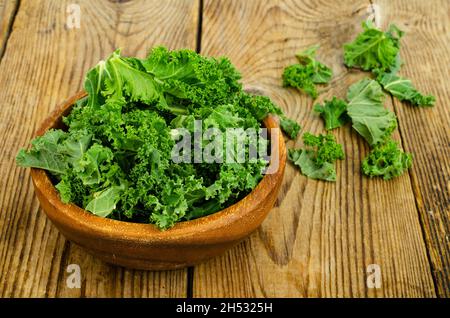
[187,266,194,298]
[0,0,20,63]
[189,0,204,297]
[358,0,439,299]
[54,240,70,296]
[196,0,203,53]
[388,94,439,297]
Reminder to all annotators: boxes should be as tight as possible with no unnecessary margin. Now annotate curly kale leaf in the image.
[288,132,344,181]
[280,116,301,139]
[302,132,345,165]
[346,78,397,146]
[296,46,333,84]
[141,46,200,83]
[16,130,69,175]
[85,185,126,217]
[314,97,349,130]
[17,47,299,230]
[362,139,412,180]
[344,21,403,73]
[239,94,281,121]
[282,46,332,98]
[282,64,318,98]
[238,93,300,139]
[378,72,435,107]
[16,130,96,176]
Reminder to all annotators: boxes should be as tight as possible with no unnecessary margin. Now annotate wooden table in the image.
[0,0,448,298]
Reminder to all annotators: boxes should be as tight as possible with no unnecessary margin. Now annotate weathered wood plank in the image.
[373,0,450,297]
[0,0,199,297]
[0,0,18,58]
[193,0,436,297]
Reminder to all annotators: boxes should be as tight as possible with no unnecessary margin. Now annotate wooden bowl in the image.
[30,91,286,270]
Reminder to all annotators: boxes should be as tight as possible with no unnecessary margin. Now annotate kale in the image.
[17,47,296,230]
[344,21,403,74]
[362,139,412,180]
[314,97,350,130]
[344,21,435,107]
[288,133,344,182]
[378,72,435,107]
[346,78,397,146]
[282,46,332,98]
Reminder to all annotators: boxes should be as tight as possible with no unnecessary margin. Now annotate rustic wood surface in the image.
[0,0,448,297]
[0,0,17,58]
[0,0,198,297]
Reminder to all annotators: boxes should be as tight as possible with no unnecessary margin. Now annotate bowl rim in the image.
[30,91,286,243]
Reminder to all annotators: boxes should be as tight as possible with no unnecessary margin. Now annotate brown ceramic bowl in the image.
[30,91,286,270]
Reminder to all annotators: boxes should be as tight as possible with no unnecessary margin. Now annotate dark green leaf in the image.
[288,132,344,182]
[344,21,403,73]
[282,45,332,98]
[362,139,412,180]
[314,97,349,130]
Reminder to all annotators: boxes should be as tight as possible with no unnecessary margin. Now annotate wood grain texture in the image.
[0,0,448,298]
[0,0,18,58]
[372,0,450,297]
[0,0,199,297]
[193,0,436,297]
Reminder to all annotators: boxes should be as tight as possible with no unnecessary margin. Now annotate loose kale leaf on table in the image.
[346,78,397,146]
[362,139,412,180]
[344,21,435,108]
[314,97,349,130]
[288,132,344,182]
[282,45,332,99]
[378,72,435,107]
[280,116,301,139]
[344,21,403,74]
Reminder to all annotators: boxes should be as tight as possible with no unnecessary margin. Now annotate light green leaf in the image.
[16,130,68,175]
[289,149,337,182]
[346,78,397,146]
[282,45,332,98]
[280,116,301,139]
[378,72,435,107]
[85,185,124,217]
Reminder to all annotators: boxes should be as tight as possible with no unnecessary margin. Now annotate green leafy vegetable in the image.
[296,46,333,84]
[378,72,435,107]
[280,116,301,139]
[16,130,69,175]
[344,21,435,108]
[86,185,126,217]
[346,78,397,146]
[344,21,403,74]
[362,139,412,180]
[314,97,349,130]
[288,132,344,181]
[282,64,318,98]
[17,47,296,230]
[282,46,332,98]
